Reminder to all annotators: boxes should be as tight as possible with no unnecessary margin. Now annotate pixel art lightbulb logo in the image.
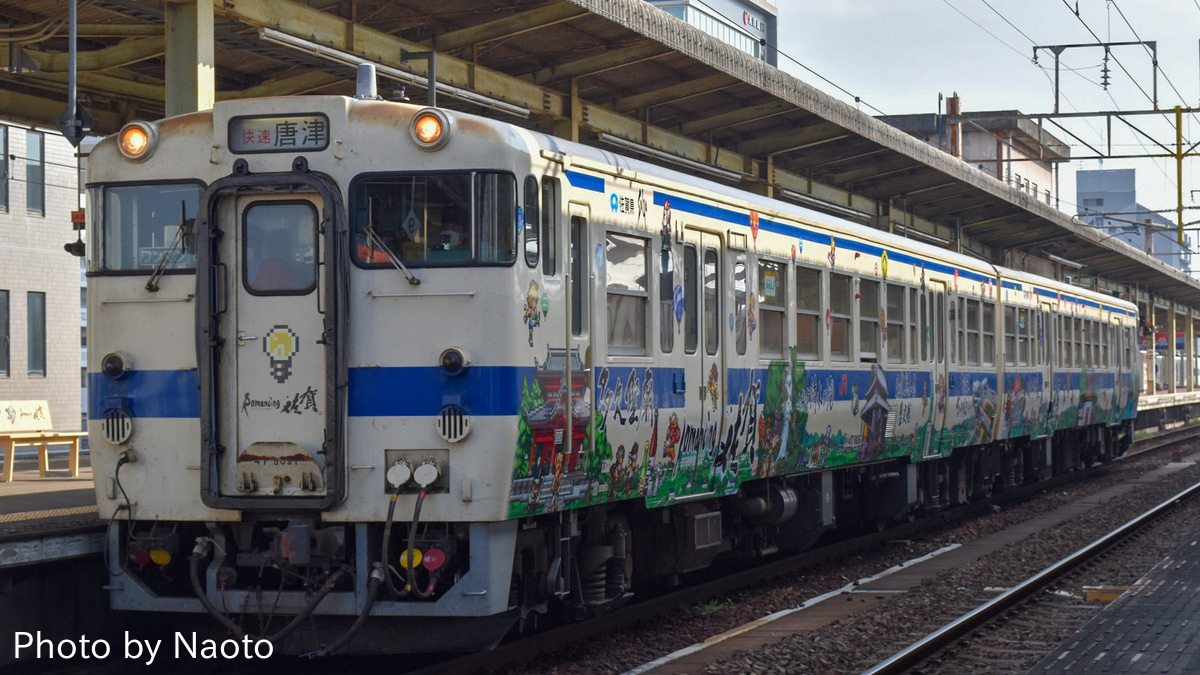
[264,325,299,384]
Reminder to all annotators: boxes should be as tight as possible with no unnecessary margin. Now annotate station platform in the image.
[1028,524,1200,674]
[0,453,103,568]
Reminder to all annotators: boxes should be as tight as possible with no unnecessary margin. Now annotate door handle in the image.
[238,332,258,346]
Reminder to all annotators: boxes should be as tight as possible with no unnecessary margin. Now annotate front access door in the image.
[228,195,328,498]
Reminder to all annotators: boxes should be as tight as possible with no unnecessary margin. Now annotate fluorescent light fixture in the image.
[1047,253,1085,269]
[892,224,952,246]
[596,133,749,182]
[257,28,530,119]
[777,188,870,222]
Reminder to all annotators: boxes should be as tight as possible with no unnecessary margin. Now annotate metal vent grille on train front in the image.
[102,409,133,445]
[436,405,472,443]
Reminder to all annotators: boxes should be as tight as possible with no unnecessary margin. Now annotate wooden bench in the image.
[0,400,87,482]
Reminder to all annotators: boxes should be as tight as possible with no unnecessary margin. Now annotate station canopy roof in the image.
[2,0,1196,305]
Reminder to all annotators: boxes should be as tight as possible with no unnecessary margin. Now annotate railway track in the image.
[413,426,1200,675]
[863,475,1200,675]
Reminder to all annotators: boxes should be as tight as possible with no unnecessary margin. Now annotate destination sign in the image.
[229,114,330,153]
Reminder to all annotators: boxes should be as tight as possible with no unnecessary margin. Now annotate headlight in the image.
[409,108,451,151]
[440,348,467,376]
[118,122,157,161]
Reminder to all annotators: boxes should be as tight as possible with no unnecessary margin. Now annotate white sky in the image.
[774,0,1199,225]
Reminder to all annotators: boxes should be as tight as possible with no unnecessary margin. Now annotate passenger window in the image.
[704,249,719,356]
[982,301,995,366]
[796,266,821,361]
[829,273,852,361]
[935,292,945,364]
[860,279,879,362]
[243,201,317,295]
[886,284,905,364]
[570,216,585,337]
[684,245,698,353]
[759,260,786,360]
[660,250,674,354]
[1004,307,1017,366]
[964,298,980,366]
[523,176,539,267]
[920,291,929,363]
[542,178,558,276]
[606,232,648,356]
[734,254,747,356]
[1017,309,1029,366]
[908,288,919,363]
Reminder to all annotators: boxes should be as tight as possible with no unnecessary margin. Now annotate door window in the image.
[243,202,317,295]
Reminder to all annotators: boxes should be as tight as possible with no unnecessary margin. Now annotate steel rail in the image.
[860,474,1200,675]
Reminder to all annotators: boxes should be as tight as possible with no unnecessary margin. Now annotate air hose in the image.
[188,539,349,644]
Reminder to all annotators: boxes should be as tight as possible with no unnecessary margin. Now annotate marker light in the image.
[409,108,451,151]
[101,352,131,380]
[440,348,467,376]
[117,122,156,161]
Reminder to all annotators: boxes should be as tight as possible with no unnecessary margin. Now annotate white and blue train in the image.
[85,71,1139,653]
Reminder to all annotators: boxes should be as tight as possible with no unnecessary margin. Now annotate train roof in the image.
[525,126,1136,317]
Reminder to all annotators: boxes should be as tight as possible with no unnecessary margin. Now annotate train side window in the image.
[660,250,674,354]
[570,216,585,336]
[606,232,648,356]
[523,176,539,268]
[1091,321,1101,367]
[908,288,919,364]
[859,279,879,362]
[982,301,995,366]
[1004,307,1017,366]
[796,266,822,361]
[1017,308,1030,366]
[829,273,852,362]
[920,290,929,362]
[934,291,946,363]
[885,284,904,364]
[759,259,786,360]
[964,298,980,366]
[703,249,719,356]
[734,253,748,356]
[684,245,698,354]
[1075,318,1084,367]
[541,178,559,275]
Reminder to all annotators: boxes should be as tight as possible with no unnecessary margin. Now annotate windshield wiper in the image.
[364,225,421,285]
[365,198,420,285]
[146,200,193,292]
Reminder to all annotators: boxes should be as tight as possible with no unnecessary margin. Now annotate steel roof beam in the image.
[22,37,164,72]
[678,99,796,136]
[431,2,588,52]
[528,42,671,85]
[737,122,847,157]
[611,73,738,112]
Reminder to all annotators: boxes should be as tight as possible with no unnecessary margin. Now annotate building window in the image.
[606,232,648,356]
[28,291,46,376]
[0,290,8,376]
[758,260,785,359]
[26,130,44,215]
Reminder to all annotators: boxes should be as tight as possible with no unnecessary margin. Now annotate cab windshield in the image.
[94,182,203,272]
[351,172,516,267]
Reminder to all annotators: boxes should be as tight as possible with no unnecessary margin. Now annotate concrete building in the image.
[0,121,83,432]
[879,100,1071,210]
[1076,168,1191,274]
[646,0,777,65]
